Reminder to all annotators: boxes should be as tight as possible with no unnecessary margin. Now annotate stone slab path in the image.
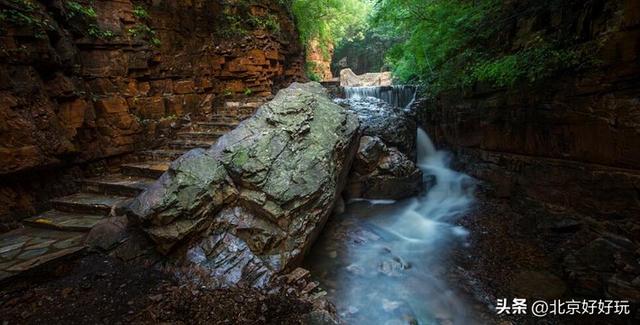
[0,98,264,282]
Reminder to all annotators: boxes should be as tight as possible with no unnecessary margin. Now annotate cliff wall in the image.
[417,0,640,298]
[419,0,639,219]
[0,0,304,226]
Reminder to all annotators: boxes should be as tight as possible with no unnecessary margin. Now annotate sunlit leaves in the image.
[289,0,371,46]
[371,0,594,93]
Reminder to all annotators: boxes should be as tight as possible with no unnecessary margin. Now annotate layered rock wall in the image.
[306,39,333,81]
[0,0,304,225]
[417,0,640,299]
[418,0,640,220]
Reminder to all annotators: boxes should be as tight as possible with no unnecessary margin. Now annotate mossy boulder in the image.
[127,82,360,287]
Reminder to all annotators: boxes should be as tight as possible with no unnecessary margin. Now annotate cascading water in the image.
[344,85,417,109]
[304,124,481,323]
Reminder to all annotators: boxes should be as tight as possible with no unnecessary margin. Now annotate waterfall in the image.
[305,128,480,324]
[344,85,416,109]
[417,128,437,162]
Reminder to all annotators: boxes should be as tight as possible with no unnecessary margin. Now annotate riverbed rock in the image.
[336,96,417,160]
[508,270,567,299]
[127,82,360,287]
[346,136,422,200]
[86,216,129,251]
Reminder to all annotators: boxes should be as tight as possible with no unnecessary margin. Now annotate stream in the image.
[304,86,484,324]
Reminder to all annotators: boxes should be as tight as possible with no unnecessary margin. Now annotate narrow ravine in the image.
[304,88,484,324]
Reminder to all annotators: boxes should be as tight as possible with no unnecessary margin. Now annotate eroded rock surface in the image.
[127,82,360,287]
[346,136,422,200]
[0,0,305,226]
[336,96,417,160]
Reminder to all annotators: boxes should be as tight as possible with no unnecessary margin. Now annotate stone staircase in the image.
[0,98,265,282]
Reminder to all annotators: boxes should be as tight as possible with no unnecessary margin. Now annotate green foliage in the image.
[305,61,321,81]
[127,24,160,46]
[248,14,280,33]
[0,0,53,38]
[126,5,160,47]
[217,7,249,39]
[243,88,253,96]
[88,23,114,39]
[372,0,597,93]
[62,1,115,40]
[132,5,149,20]
[150,36,161,47]
[469,43,590,87]
[127,24,152,37]
[287,0,370,52]
[65,1,97,19]
[216,2,282,39]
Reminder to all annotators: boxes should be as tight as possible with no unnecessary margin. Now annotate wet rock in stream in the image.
[346,136,423,200]
[335,96,417,160]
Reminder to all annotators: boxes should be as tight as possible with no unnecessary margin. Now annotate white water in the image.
[344,85,416,109]
[305,128,479,324]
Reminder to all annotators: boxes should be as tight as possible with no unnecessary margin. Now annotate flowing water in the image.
[344,85,416,109]
[304,88,485,324]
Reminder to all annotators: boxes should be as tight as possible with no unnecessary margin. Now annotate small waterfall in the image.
[417,128,437,161]
[344,85,416,109]
[305,128,480,324]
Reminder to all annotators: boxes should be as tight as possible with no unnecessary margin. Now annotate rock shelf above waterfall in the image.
[340,68,392,87]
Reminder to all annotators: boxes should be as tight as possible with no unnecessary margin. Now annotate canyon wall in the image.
[0,0,304,226]
[419,0,639,218]
[417,0,640,298]
[306,38,333,81]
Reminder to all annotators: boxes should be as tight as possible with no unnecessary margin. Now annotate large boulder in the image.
[346,136,423,200]
[127,82,360,287]
[336,96,417,160]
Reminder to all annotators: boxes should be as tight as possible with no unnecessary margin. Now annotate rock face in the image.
[346,136,422,200]
[128,82,360,287]
[417,0,640,303]
[340,68,392,87]
[306,39,334,81]
[0,0,305,226]
[336,96,417,160]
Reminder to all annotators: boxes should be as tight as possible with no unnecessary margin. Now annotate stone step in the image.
[138,149,186,161]
[81,174,155,196]
[50,193,132,215]
[224,100,264,109]
[168,139,216,150]
[0,227,86,282]
[208,114,255,124]
[120,161,170,178]
[23,210,105,232]
[193,121,238,132]
[176,131,223,142]
[214,108,256,117]
[206,115,239,124]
